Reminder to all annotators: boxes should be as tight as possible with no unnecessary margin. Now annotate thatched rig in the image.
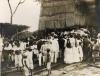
[38,0,96,32]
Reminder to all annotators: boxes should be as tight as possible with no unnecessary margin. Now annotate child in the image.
[46,49,51,76]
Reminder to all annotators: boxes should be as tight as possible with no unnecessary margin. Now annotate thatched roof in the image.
[39,0,95,30]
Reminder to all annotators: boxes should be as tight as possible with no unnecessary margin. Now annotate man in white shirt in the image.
[0,35,3,69]
[49,36,59,63]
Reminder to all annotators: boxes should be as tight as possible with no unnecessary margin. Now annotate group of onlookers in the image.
[1,28,100,76]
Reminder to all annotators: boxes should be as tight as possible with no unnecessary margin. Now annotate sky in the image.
[0,0,41,32]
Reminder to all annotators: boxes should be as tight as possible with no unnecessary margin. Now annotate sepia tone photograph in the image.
[0,0,100,76]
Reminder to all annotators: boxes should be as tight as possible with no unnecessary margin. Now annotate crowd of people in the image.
[1,28,100,76]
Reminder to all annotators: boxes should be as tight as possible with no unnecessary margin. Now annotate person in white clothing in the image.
[38,51,42,66]
[3,43,9,68]
[69,36,76,63]
[14,45,22,71]
[77,42,83,62]
[73,37,81,63]
[26,48,34,76]
[7,43,13,67]
[64,38,73,64]
[20,41,26,53]
[22,50,30,76]
[40,41,47,65]
[50,37,59,63]
[32,46,39,63]
[0,37,3,62]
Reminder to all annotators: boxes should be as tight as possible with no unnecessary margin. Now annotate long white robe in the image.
[70,38,81,63]
[51,39,59,63]
[72,46,80,62]
[64,47,73,64]
[70,38,76,63]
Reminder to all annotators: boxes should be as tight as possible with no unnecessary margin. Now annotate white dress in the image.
[72,46,80,62]
[64,47,73,64]
[70,38,76,63]
[27,51,34,69]
[72,39,81,63]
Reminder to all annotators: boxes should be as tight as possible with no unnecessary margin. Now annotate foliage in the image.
[12,31,33,41]
[0,23,29,39]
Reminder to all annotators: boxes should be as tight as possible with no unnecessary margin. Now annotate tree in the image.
[12,31,33,41]
[7,0,26,24]
[0,23,29,38]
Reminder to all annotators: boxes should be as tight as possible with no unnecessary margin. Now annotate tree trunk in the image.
[10,15,13,24]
